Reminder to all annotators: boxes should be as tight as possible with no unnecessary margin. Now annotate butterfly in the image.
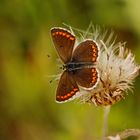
[51,27,99,103]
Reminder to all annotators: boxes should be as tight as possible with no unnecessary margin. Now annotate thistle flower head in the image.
[69,25,140,106]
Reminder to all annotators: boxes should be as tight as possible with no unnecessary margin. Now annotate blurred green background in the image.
[0,0,140,140]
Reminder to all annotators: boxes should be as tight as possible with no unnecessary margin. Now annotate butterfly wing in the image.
[72,40,99,63]
[51,27,75,63]
[72,40,99,89]
[73,67,99,90]
[56,71,79,103]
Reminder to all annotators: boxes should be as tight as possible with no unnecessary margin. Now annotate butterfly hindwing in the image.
[72,40,99,63]
[51,28,75,63]
[56,71,79,103]
[73,67,99,90]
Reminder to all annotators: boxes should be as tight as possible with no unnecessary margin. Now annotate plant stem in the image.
[102,106,111,140]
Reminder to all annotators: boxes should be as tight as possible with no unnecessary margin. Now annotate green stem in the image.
[102,106,111,140]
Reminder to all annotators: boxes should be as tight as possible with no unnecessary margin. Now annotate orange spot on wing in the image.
[67,93,71,97]
[92,57,96,61]
[66,34,70,38]
[60,96,64,99]
[57,95,60,98]
[59,32,62,35]
[73,88,78,92]
[91,44,98,62]
[64,95,67,99]
[92,47,96,53]
[71,91,74,94]
[92,73,96,76]
[70,37,75,40]
[52,33,55,36]
[92,68,95,72]
[62,33,66,36]
[92,77,97,83]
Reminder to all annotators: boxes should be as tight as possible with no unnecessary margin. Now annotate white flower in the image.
[71,25,140,106]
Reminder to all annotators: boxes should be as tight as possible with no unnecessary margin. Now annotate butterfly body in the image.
[51,27,99,103]
[65,62,91,72]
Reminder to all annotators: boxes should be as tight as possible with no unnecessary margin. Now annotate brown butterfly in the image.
[51,27,99,103]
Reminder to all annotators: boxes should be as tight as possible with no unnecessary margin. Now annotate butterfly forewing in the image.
[73,67,99,89]
[56,71,79,103]
[72,40,99,63]
[51,28,75,63]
